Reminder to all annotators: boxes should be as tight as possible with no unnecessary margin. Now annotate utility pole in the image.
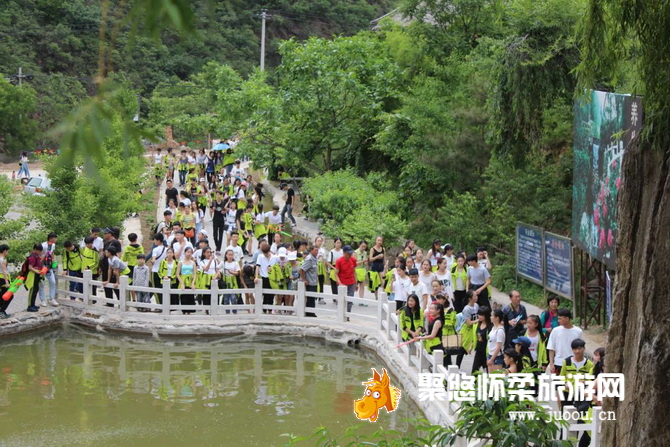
[5,67,33,87]
[260,10,270,72]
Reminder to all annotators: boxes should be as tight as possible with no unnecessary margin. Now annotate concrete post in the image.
[82,269,92,306]
[162,278,171,317]
[210,279,219,316]
[119,275,129,311]
[295,281,306,318]
[254,280,263,314]
[337,285,347,322]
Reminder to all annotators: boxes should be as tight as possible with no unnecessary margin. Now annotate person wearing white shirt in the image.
[390,260,411,311]
[266,206,282,240]
[231,160,246,179]
[547,308,583,373]
[254,241,278,313]
[149,233,168,294]
[170,231,193,261]
[225,231,244,267]
[407,268,430,309]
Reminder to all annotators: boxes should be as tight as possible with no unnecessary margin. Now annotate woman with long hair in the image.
[523,314,548,369]
[176,247,197,314]
[327,237,344,296]
[503,348,522,374]
[450,255,468,313]
[399,294,424,341]
[471,306,491,373]
[417,302,445,356]
[197,247,220,312]
[418,258,436,290]
[368,236,386,300]
[427,239,443,272]
[487,309,507,372]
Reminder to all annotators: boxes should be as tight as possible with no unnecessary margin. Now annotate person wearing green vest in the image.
[63,241,83,299]
[354,240,368,300]
[523,315,548,369]
[122,233,143,290]
[223,148,236,175]
[559,338,594,409]
[25,244,45,312]
[0,244,12,318]
[399,294,424,341]
[417,302,446,363]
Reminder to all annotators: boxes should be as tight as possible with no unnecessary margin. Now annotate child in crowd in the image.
[133,255,151,311]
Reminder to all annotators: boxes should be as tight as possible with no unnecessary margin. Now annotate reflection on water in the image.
[0,328,419,446]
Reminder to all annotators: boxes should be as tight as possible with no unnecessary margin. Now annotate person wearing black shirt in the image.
[280,183,297,227]
[100,228,122,302]
[209,190,228,254]
[165,179,179,208]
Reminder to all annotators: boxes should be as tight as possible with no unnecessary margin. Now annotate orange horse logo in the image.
[354,368,401,422]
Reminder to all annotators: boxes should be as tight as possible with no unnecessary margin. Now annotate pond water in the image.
[0,328,421,446]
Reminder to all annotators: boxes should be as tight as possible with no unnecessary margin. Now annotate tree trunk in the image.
[603,142,670,446]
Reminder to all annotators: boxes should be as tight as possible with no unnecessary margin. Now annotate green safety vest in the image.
[122,244,144,267]
[64,249,83,272]
[399,308,424,341]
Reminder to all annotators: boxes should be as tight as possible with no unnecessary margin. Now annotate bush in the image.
[303,169,408,245]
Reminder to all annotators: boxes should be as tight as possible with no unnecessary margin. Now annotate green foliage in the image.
[29,114,146,247]
[221,34,402,174]
[577,0,670,154]
[441,396,571,446]
[488,0,584,165]
[302,170,408,245]
[0,78,38,154]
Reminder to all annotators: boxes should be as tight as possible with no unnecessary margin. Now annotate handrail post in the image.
[386,302,393,338]
[210,280,219,316]
[376,291,384,330]
[296,280,306,318]
[337,285,347,322]
[162,278,171,317]
[82,269,92,306]
[433,350,444,373]
[119,275,129,311]
[254,280,263,314]
[591,406,601,446]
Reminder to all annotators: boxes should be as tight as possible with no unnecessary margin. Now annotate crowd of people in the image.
[0,144,606,442]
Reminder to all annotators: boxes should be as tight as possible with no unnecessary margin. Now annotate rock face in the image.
[0,308,65,337]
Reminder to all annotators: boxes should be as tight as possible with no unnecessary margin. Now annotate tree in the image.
[225,35,402,174]
[578,0,670,445]
[0,78,37,154]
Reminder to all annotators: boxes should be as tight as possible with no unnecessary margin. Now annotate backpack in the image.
[43,247,54,270]
[19,257,32,278]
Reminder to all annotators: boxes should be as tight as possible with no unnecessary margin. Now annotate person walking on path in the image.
[547,308,583,374]
[280,182,297,227]
[466,254,491,310]
[502,290,527,345]
[335,245,358,318]
[299,244,319,317]
[18,151,30,179]
[39,232,59,307]
[0,244,12,318]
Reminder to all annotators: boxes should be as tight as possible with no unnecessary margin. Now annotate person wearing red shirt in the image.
[336,245,358,317]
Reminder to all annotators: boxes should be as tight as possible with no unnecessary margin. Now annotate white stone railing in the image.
[55,270,602,445]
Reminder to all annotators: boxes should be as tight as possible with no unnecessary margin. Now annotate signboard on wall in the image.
[544,232,573,299]
[516,223,544,286]
[572,90,643,269]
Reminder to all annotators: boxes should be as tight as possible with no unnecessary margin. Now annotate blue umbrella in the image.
[213,143,230,151]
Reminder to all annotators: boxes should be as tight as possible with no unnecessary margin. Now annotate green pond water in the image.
[0,328,421,446]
